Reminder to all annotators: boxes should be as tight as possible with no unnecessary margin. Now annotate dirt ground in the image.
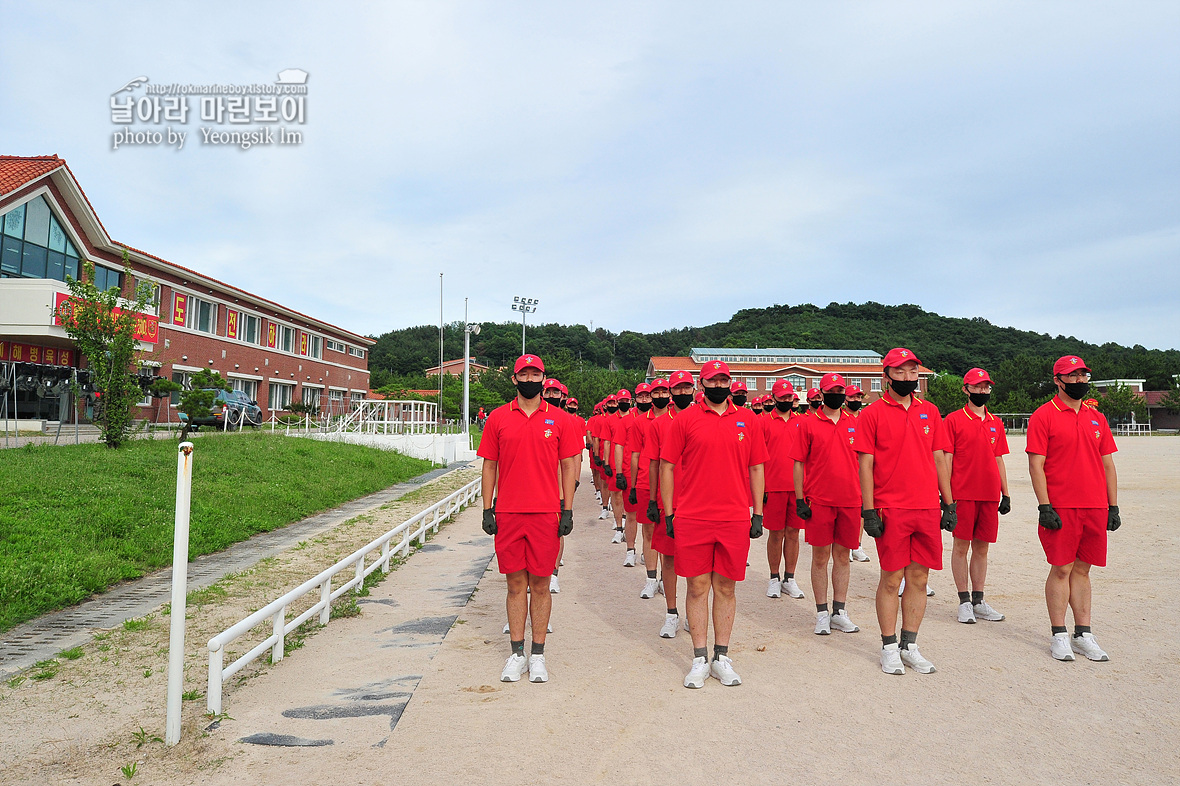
[3,436,1179,786]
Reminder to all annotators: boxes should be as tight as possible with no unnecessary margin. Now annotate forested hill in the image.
[369,301,1180,391]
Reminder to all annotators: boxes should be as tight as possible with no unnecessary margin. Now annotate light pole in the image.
[511,296,538,355]
[463,298,480,436]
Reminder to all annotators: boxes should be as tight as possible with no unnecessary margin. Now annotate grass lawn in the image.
[0,433,432,632]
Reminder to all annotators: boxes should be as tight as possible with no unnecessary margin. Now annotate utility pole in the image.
[438,274,443,428]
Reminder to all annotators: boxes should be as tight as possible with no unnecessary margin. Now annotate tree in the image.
[1160,386,1180,415]
[177,368,231,442]
[147,377,183,425]
[923,372,964,416]
[1096,383,1148,424]
[54,250,152,448]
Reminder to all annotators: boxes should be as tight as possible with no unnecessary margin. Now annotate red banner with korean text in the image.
[0,340,75,366]
[54,292,160,344]
[266,321,277,348]
[299,331,309,356]
[226,309,239,339]
[172,292,187,326]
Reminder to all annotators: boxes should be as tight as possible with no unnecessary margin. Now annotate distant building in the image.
[1093,379,1180,430]
[424,357,489,379]
[647,347,934,398]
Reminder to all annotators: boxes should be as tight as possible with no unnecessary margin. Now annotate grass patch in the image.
[59,646,84,660]
[123,617,152,632]
[0,433,433,631]
[31,659,59,681]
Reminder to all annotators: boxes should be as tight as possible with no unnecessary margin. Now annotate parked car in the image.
[180,389,262,430]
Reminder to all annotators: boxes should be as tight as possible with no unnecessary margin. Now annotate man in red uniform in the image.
[730,380,749,409]
[943,367,1011,624]
[645,371,692,638]
[607,389,634,545]
[844,385,872,563]
[791,373,862,635]
[478,355,580,683]
[806,387,822,412]
[1027,355,1119,662]
[853,348,954,676]
[626,382,659,585]
[593,396,620,522]
[588,402,605,511]
[762,380,807,600]
[661,361,767,688]
[620,384,650,566]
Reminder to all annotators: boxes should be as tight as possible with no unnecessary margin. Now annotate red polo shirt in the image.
[643,407,677,497]
[566,412,586,442]
[1026,397,1116,508]
[763,412,801,492]
[477,399,582,513]
[661,401,768,521]
[944,406,1010,502]
[790,408,861,507]
[627,409,658,487]
[852,393,949,510]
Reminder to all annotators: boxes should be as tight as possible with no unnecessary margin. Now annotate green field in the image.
[0,434,432,632]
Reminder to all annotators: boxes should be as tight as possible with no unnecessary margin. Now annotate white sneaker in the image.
[1071,632,1109,662]
[657,579,664,596]
[1051,632,1076,661]
[958,602,977,624]
[639,551,645,566]
[659,614,679,638]
[528,654,548,683]
[684,617,691,632]
[898,577,905,597]
[927,584,935,597]
[640,578,658,599]
[623,550,636,567]
[598,508,611,520]
[851,547,870,562]
[881,643,905,675]
[502,622,510,634]
[546,623,553,633]
[710,655,742,686]
[900,643,936,674]
[501,652,528,682]
[611,529,624,544]
[684,656,710,688]
[595,491,602,503]
[782,578,805,599]
[814,611,831,635]
[767,578,782,598]
[550,574,560,594]
[973,600,1005,621]
[831,609,860,633]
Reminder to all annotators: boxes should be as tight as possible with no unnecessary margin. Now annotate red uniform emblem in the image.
[543,429,552,439]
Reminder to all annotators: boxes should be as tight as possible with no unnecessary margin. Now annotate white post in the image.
[463,302,471,437]
[207,645,223,715]
[165,441,194,746]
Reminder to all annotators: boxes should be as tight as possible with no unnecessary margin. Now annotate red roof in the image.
[648,355,933,375]
[0,155,66,196]
[1145,391,1170,407]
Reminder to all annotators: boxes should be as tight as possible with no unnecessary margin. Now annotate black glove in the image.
[862,509,884,538]
[604,465,614,478]
[615,473,626,491]
[998,495,1011,515]
[750,513,764,539]
[575,480,580,490]
[646,499,660,524]
[585,440,593,451]
[1107,505,1121,532]
[940,501,958,533]
[795,498,813,521]
[1038,503,1062,531]
[558,509,574,537]
[481,508,497,536]
[763,492,769,505]
[628,488,637,505]
[593,454,602,467]
[665,513,675,539]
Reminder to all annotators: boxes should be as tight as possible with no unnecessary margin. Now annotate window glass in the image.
[242,314,260,344]
[280,326,294,353]
[48,215,67,252]
[65,238,77,256]
[47,251,65,281]
[196,300,214,333]
[308,335,322,359]
[2,203,25,237]
[1,236,20,275]
[23,197,50,246]
[65,255,79,281]
[871,379,882,392]
[21,244,47,278]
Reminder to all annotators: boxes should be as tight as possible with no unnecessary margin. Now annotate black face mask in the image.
[775,400,793,413]
[617,401,631,413]
[516,380,544,399]
[566,406,578,414]
[703,386,730,404]
[809,400,821,410]
[543,395,563,408]
[605,406,618,414]
[845,400,863,413]
[889,378,919,398]
[651,396,670,410]
[1061,381,1089,401]
[671,393,694,409]
[731,394,747,407]
[968,392,991,407]
[636,401,652,413]
[823,392,846,410]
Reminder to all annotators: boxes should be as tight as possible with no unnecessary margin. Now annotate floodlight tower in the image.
[511,296,539,355]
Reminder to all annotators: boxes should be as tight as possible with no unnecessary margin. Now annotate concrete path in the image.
[0,463,462,677]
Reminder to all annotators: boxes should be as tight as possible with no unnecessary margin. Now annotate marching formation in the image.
[475,349,1121,687]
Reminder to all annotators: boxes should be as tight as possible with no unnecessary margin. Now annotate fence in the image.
[205,475,481,714]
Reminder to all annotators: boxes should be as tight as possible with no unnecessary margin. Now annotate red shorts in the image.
[876,508,942,572]
[635,487,655,523]
[651,508,675,557]
[1039,508,1107,567]
[495,512,560,576]
[623,485,643,514]
[805,505,860,549]
[955,499,999,543]
[764,491,806,531]
[673,519,751,581]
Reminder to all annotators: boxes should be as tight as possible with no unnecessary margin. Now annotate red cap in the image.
[543,378,561,390]
[772,379,796,398]
[559,382,569,395]
[635,382,651,394]
[615,388,632,400]
[846,385,863,397]
[1053,355,1091,375]
[649,378,670,391]
[694,390,705,403]
[514,354,545,374]
[807,387,822,400]
[700,360,731,380]
[567,397,578,406]
[820,373,847,392]
[668,370,695,387]
[963,367,993,386]
[882,347,920,368]
[730,379,748,392]
[605,393,618,403]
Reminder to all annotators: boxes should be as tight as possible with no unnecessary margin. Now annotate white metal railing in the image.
[335,399,439,435]
[205,475,481,714]
[1115,423,1152,436]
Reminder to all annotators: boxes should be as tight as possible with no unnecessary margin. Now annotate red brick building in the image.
[424,357,489,379]
[0,154,373,425]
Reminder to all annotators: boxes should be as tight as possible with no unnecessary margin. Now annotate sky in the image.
[2,2,1177,349]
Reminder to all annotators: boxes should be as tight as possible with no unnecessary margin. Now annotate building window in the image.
[787,374,806,390]
[746,377,757,390]
[170,371,194,406]
[268,382,295,410]
[240,313,261,345]
[307,334,322,359]
[182,296,217,334]
[327,339,346,353]
[349,346,365,359]
[231,378,259,402]
[0,196,82,283]
[301,386,321,408]
[279,325,295,354]
[93,264,123,293]
[871,379,882,392]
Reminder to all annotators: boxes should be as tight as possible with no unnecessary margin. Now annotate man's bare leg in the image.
[711,574,737,647]
[506,570,529,640]
[686,574,712,649]
[527,572,552,645]
[811,544,832,605]
[876,569,904,636]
